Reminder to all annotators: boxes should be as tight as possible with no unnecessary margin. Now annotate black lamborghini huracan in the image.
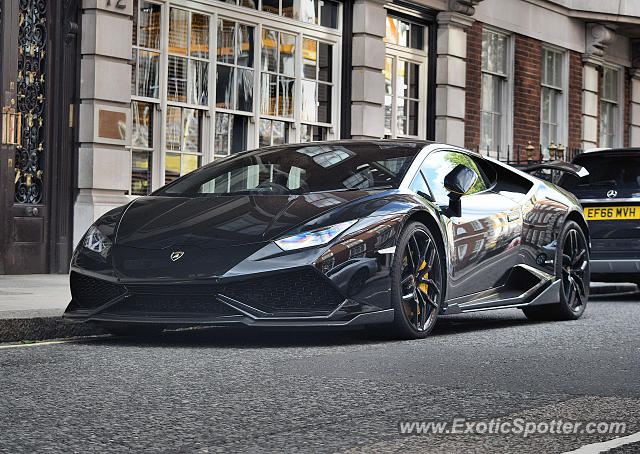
[64,140,591,339]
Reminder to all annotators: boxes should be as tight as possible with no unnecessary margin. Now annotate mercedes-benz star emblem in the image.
[170,251,184,261]
[606,190,618,198]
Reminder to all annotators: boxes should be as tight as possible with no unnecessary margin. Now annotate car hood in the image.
[115,192,377,250]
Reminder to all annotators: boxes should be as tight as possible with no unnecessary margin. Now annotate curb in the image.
[0,317,106,343]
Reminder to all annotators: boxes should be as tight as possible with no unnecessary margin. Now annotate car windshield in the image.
[559,154,640,192]
[156,142,423,196]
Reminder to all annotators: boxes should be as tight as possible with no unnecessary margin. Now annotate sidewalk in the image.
[0,275,637,342]
[0,274,70,319]
[0,274,104,342]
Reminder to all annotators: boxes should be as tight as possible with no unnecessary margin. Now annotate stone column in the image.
[73,1,133,246]
[581,23,615,150]
[630,40,640,146]
[350,0,387,139]
[435,11,474,147]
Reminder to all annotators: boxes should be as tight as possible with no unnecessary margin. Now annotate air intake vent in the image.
[70,272,126,309]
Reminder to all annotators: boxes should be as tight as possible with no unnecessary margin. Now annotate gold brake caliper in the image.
[418,260,429,298]
[405,259,429,317]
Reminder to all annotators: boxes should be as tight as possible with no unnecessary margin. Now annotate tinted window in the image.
[156,142,422,195]
[560,154,640,193]
[420,151,492,204]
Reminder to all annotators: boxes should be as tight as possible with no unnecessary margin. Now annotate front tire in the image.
[522,220,590,321]
[390,222,444,339]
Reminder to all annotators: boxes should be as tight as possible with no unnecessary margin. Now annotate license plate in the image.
[584,206,640,220]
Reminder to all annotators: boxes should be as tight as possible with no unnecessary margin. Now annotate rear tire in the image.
[522,220,590,321]
[390,222,444,339]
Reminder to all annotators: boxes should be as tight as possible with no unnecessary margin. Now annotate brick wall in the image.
[624,67,630,147]
[568,51,583,149]
[464,21,482,150]
[513,34,542,155]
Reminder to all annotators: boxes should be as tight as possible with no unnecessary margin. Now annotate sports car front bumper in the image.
[63,268,394,327]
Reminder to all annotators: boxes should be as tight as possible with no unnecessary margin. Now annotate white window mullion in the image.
[332,35,341,139]
[157,1,170,189]
[419,61,426,138]
[391,56,397,138]
[294,32,303,142]
[208,11,218,162]
[134,12,140,97]
[254,23,263,149]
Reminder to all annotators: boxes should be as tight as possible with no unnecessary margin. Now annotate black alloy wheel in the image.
[391,222,443,339]
[523,220,590,321]
[560,226,589,313]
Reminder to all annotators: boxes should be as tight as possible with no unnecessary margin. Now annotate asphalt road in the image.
[1,290,639,454]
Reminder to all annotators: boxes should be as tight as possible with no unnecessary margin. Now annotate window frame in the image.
[129,0,164,196]
[383,13,428,140]
[128,0,343,194]
[163,6,214,186]
[413,149,495,205]
[599,63,623,148]
[540,45,568,158]
[479,27,513,156]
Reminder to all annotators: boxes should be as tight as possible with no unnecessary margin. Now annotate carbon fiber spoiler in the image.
[524,161,589,178]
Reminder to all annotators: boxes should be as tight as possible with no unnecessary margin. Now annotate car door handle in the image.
[507,210,521,222]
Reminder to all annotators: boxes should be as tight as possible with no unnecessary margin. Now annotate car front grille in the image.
[72,267,344,317]
[70,272,127,309]
[222,268,344,314]
[106,294,238,317]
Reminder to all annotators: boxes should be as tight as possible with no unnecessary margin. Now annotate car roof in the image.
[581,147,640,154]
[574,147,640,160]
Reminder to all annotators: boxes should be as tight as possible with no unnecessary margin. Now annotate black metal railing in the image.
[472,142,583,167]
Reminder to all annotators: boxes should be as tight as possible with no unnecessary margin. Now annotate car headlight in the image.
[275,220,358,251]
[83,226,112,254]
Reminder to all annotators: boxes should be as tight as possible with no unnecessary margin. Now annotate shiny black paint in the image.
[65,141,587,327]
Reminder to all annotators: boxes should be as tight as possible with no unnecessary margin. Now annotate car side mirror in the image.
[443,164,478,216]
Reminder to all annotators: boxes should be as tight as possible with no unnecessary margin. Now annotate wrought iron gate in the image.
[1,0,79,274]
[14,0,47,205]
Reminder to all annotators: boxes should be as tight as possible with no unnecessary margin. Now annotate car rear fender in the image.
[564,209,591,248]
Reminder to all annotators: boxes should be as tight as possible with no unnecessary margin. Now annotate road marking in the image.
[0,336,107,349]
[561,431,640,454]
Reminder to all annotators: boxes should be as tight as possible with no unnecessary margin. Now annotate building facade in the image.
[1,0,639,274]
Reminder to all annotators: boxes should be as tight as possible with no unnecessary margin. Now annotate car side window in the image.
[420,151,492,204]
[410,171,433,200]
